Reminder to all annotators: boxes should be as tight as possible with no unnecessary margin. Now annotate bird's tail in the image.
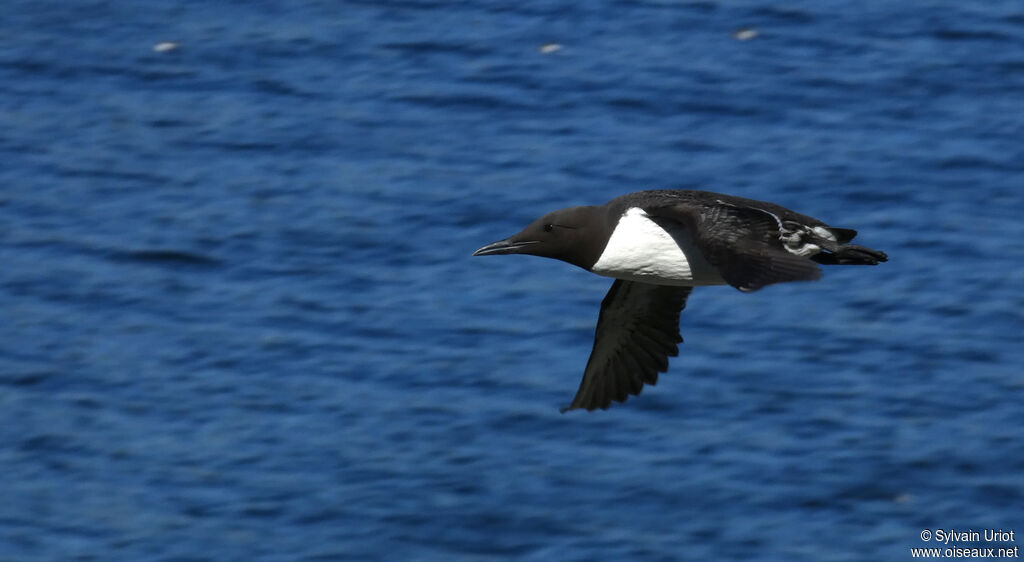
[812,243,888,265]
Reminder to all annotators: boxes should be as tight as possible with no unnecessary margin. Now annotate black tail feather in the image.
[813,244,888,265]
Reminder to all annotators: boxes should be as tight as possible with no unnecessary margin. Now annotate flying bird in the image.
[473,190,887,412]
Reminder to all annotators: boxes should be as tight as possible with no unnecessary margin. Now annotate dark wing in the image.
[646,202,822,292]
[562,280,692,412]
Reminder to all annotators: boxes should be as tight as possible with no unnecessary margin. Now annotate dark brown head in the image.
[472,205,608,270]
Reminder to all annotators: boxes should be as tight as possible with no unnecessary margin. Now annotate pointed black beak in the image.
[472,238,539,256]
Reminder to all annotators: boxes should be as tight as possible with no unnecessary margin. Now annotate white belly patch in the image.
[591,208,725,286]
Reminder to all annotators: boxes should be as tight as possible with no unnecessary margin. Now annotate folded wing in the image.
[646,202,823,292]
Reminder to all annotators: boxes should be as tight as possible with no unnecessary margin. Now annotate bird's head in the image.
[473,205,606,270]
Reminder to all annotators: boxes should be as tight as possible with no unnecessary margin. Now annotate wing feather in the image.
[562,281,691,412]
[646,202,822,292]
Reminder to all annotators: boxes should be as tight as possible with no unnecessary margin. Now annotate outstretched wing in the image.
[646,202,822,292]
[563,280,692,412]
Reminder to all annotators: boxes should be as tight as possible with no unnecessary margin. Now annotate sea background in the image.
[2,1,1022,560]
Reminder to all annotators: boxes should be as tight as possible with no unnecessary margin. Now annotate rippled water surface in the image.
[2,1,1023,560]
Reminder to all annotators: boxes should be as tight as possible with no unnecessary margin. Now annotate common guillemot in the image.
[473,189,888,412]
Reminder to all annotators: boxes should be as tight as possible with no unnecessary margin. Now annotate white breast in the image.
[591,207,725,286]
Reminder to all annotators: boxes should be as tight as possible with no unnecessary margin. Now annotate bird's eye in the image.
[543,223,554,232]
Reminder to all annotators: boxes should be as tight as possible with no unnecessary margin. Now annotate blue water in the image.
[2,2,1023,560]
